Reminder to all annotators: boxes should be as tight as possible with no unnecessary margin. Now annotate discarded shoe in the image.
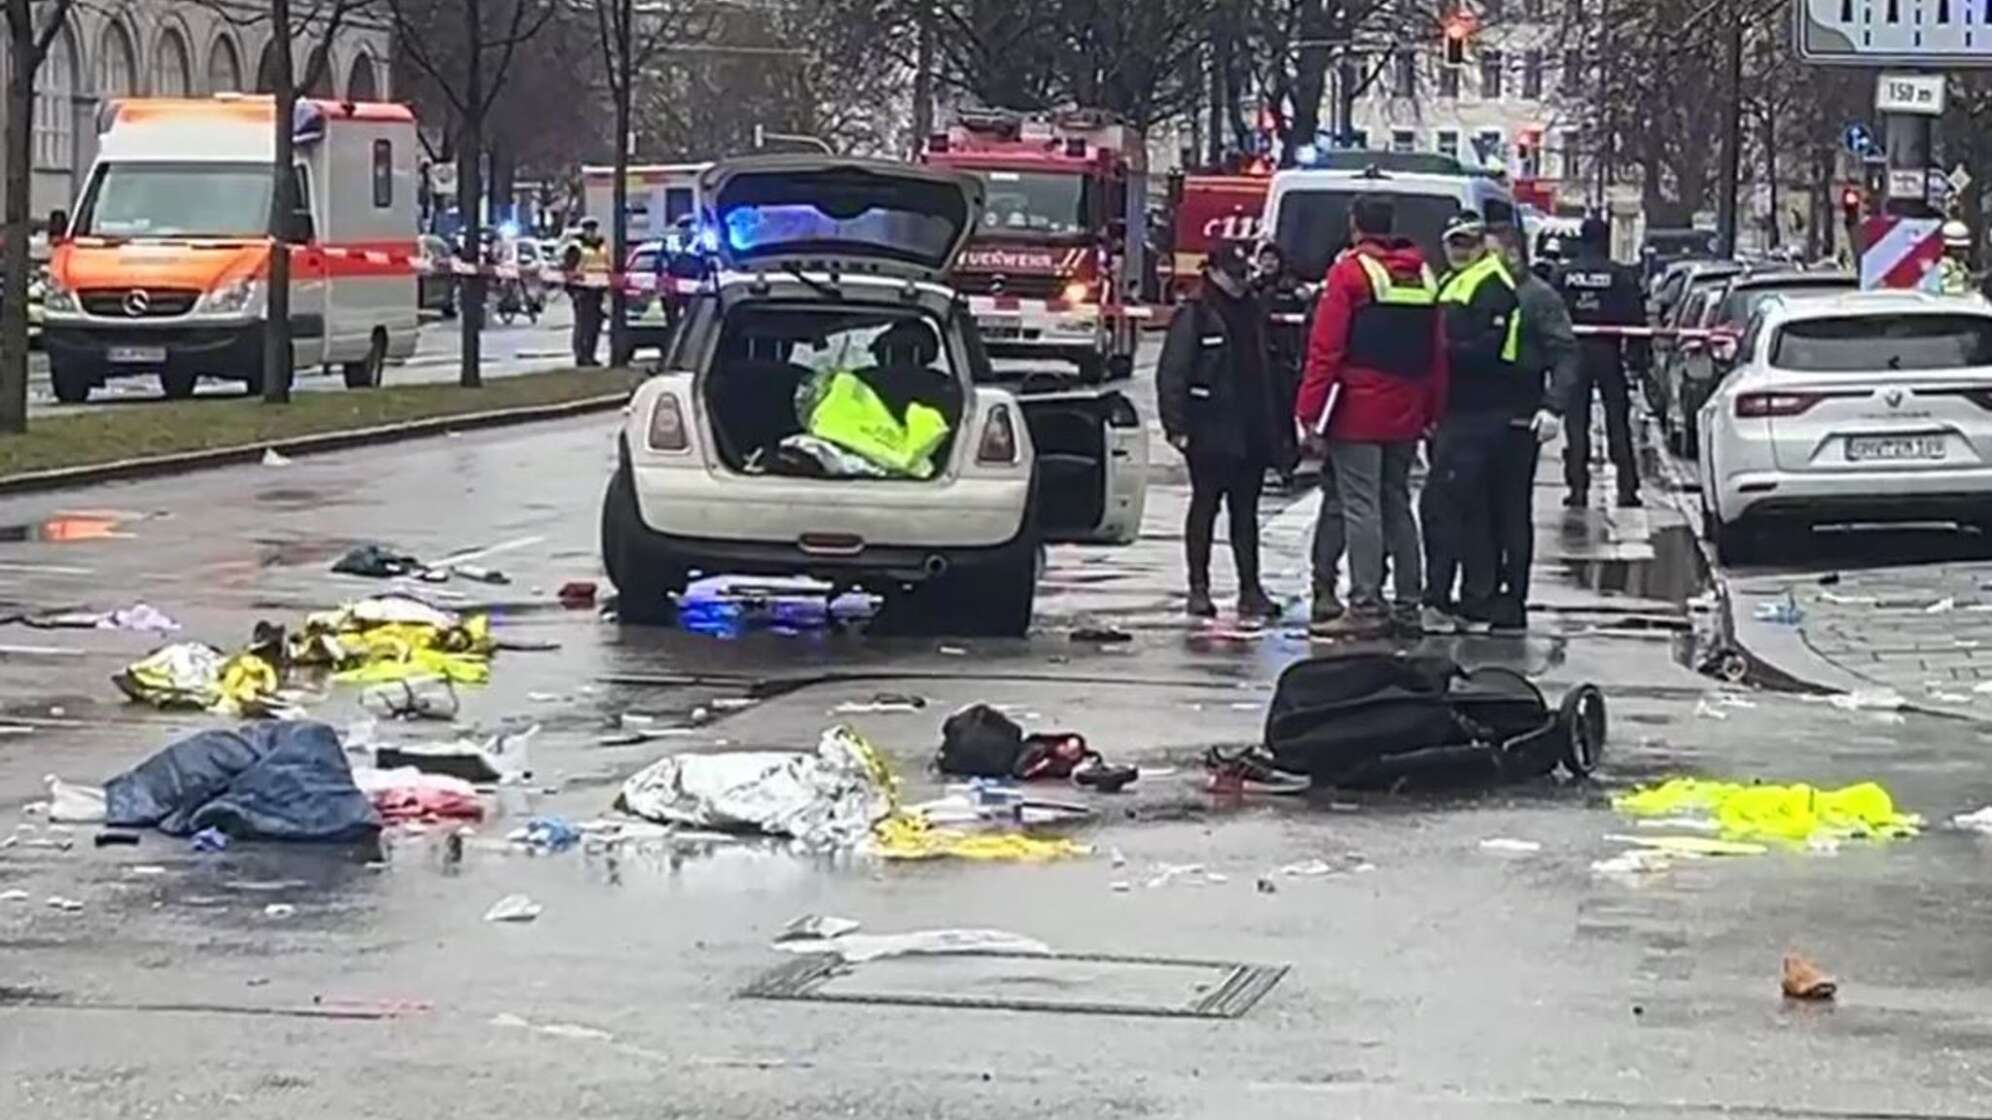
[1781,952,1837,1000]
[1204,745,1309,795]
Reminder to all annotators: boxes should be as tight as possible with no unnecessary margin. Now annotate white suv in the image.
[1698,290,1992,563]
[600,155,1147,635]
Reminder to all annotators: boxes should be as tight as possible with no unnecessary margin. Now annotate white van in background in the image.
[42,95,420,403]
[1261,164,1518,281]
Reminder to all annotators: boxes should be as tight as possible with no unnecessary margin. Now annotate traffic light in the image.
[1443,17,1470,66]
[1841,186,1862,226]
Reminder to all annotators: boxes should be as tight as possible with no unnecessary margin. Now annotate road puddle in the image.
[1559,524,1709,606]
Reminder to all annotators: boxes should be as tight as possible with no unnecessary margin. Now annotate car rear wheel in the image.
[1713,515,1769,567]
[159,370,198,400]
[601,464,685,625]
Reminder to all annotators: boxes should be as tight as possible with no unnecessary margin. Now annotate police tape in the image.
[1268,308,1715,343]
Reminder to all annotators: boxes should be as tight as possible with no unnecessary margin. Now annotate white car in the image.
[1698,290,1992,563]
[599,155,1147,634]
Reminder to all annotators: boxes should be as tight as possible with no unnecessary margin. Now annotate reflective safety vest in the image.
[573,241,610,287]
[1345,252,1441,379]
[1438,253,1522,366]
[804,370,950,479]
[1933,256,1973,297]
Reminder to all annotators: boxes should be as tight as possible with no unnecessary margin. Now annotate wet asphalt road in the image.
[6,366,1992,1117]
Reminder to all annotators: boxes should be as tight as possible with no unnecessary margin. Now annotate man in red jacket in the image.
[1295,194,1449,638]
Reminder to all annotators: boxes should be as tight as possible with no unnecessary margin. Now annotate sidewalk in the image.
[1726,562,1992,720]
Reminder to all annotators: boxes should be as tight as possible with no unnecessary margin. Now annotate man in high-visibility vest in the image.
[1934,220,1975,297]
[1295,194,1448,639]
[562,217,610,367]
[1424,212,1560,635]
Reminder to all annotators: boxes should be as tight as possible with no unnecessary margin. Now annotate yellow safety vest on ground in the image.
[805,371,949,479]
[1438,253,1522,364]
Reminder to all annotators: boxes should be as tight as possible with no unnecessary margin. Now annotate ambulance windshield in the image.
[75,161,274,239]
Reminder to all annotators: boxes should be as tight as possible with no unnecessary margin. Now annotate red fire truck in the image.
[921,109,1148,381]
[1163,171,1271,303]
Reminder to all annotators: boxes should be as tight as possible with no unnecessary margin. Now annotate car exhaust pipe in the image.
[923,554,949,579]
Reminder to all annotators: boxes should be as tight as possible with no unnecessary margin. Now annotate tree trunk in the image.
[1,9,36,434]
[608,0,632,364]
[458,0,484,388]
[265,0,296,404]
[1205,25,1224,166]
[1286,0,1331,164]
[910,5,933,158]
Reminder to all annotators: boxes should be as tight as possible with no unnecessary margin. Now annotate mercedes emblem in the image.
[121,288,150,317]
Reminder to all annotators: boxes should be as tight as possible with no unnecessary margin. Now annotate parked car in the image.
[599,155,1149,634]
[1644,258,1744,411]
[1698,290,1992,563]
[1658,268,1857,454]
[417,234,456,318]
[612,238,696,365]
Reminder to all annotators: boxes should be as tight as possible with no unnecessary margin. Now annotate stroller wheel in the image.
[1559,685,1607,778]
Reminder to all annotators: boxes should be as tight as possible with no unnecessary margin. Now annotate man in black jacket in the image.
[1552,217,1649,507]
[1158,243,1284,620]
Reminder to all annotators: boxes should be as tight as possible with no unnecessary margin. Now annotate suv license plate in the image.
[107,346,167,364]
[1847,435,1946,462]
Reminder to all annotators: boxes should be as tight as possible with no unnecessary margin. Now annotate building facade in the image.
[1347,3,1594,215]
[5,1,393,217]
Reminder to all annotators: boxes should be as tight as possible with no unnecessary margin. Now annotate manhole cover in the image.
[741,951,1288,1019]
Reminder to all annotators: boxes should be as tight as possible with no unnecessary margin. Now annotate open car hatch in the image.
[701,156,985,281]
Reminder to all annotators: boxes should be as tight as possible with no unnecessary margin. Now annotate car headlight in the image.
[41,273,76,313]
[199,277,262,315]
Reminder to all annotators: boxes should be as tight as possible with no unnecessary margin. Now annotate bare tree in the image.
[0,0,77,433]
[383,0,554,387]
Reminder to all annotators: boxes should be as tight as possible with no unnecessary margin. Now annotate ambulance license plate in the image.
[107,346,167,364]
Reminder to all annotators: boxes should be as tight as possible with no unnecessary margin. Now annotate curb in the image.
[0,390,630,497]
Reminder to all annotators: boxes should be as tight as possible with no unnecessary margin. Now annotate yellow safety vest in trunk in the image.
[805,371,950,479]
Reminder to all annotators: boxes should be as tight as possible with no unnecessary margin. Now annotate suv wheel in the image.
[1713,516,1768,567]
[600,464,684,624]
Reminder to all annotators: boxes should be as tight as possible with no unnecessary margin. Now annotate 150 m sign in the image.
[1876,74,1947,117]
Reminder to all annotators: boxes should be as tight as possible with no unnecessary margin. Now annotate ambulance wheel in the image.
[50,360,91,403]
[343,331,386,389]
[159,370,198,400]
[1559,685,1607,778]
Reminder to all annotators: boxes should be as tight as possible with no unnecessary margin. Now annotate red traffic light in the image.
[1445,18,1472,40]
[1841,187,1860,207]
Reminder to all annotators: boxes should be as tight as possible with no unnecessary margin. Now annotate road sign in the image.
[1859,215,1945,291]
[1800,1,1992,66]
[1841,121,1875,156]
[1950,165,1975,195]
[1875,73,1947,116]
[1887,169,1926,200]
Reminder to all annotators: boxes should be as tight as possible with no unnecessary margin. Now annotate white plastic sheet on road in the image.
[773,928,1052,963]
[616,727,891,849]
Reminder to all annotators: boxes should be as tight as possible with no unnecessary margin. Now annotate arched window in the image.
[207,36,242,93]
[346,54,378,101]
[98,21,138,97]
[33,24,75,169]
[255,38,280,93]
[155,28,192,97]
[303,47,333,97]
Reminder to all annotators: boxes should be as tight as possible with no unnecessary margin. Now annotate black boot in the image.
[1563,488,1588,509]
[1617,486,1643,508]
[1186,587,1218,618]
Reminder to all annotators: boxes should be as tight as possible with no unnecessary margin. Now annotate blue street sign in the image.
[1842,121,1879,158]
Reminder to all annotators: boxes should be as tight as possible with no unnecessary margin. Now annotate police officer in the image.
[1935,220,1974,296]
[562,218,610,367]
[1552,217,1649,508]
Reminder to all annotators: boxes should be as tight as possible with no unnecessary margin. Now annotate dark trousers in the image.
[571,289,605,366]
[1186,453,1266,592]
[1464,424,1541,623]
[1422,415,1538,622]
[1565,350,1636,496]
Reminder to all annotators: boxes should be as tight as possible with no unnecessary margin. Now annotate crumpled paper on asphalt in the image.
[1612,777,1922,846]
[772,927,1052,962]
[112,643,291,717]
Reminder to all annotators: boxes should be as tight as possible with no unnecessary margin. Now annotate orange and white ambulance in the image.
[42,96,420,403]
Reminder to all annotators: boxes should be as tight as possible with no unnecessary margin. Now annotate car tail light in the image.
[1061,280,1091,305]
[1735,392,1824,418]
[647,393,691,452]
[977,404,1019,465]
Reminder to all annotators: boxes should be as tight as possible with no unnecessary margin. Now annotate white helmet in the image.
[1942,219,1972,249]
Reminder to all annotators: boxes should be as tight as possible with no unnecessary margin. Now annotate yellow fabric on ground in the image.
[833,725,1085,863]
[1613,777,1920,845]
